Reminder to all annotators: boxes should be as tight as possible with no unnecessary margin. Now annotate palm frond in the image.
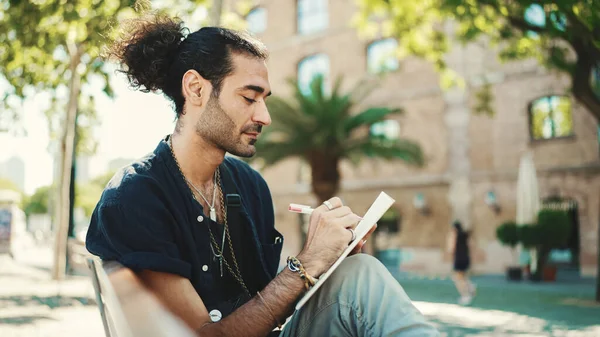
[266,96,315,134]
[343,138,424,167]
[347,75,380,104]
[252,136,310,167]
[344,107,403,133]
[252,74,423,174]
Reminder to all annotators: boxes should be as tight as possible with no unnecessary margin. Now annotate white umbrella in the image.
[516,150,541,271]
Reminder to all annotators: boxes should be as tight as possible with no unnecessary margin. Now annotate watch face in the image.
[287,257,302,272]
[288,261,300,272]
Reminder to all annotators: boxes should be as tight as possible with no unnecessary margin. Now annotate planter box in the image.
[506,267,523,281]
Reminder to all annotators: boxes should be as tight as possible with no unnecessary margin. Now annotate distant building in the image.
[0,156,25,192]
[242,0,600,277]
[76,156,91,183]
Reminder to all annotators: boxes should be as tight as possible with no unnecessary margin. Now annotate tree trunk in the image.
[52,44,82,281]
[307,151,341,204]
[571,40,600,123]
[570,39,600,301]
[209,0,224,26]
[533,247,550,281]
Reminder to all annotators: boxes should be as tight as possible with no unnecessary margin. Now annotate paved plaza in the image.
[1,244,599,337]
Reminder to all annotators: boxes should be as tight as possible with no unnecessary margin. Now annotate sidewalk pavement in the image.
[1,244,599,337]
[397,271,600,336]
[0,246,104,337]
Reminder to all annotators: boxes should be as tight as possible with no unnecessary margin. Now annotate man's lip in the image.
[244,132,260,137]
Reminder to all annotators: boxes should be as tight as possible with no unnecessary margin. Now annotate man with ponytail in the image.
[86,14,439,337]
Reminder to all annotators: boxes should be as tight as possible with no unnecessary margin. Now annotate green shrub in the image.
[496,221,519,248]
[517,224,542,249]
[537,209,571,249]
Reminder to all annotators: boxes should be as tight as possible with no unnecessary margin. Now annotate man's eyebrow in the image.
[241,84,272,97]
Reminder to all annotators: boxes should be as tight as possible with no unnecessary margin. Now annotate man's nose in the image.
[252,100,271,126]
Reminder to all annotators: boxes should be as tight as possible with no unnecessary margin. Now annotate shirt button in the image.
[202,265,208,272]
[209,309,222,322]
[197,215,204,222]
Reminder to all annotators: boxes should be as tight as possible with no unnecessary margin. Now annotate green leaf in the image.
[344,107,403,133]
[344,138,424,167]
[354,0,600,120]
[248,75,424,184]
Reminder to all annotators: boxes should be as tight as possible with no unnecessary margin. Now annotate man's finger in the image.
[312,197,343,215]
[323,205,352,218]
[338,213,362,230]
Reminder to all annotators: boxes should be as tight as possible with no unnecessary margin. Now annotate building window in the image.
[297,0,328,35]
[298,54,329,95]
[529,95,574,140]
[370,120,400,140]
[246,7,267,34]
[367,39,399,74]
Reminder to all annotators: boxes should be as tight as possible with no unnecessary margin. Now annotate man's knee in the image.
[326,254,390,291]
[336,253,386,276]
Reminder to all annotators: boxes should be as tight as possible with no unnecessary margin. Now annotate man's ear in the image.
[182,70,207,107]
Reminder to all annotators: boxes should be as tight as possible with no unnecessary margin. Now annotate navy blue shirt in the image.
[86,136,284,317]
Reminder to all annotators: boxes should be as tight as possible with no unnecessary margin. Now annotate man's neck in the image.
[170,130,225,188]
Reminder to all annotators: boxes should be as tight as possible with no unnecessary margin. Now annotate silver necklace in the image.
[167,136,227,276]
[186,175,218,222]
[186,175,227,276]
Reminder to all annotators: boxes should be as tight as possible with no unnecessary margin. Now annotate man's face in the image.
[195,53,272,157]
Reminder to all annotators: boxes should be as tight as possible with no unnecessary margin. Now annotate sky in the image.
[1,72,176,194]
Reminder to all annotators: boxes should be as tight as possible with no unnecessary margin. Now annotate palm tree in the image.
[251,75,424,203]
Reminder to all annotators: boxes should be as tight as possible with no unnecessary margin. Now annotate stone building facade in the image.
[234,0,600,276]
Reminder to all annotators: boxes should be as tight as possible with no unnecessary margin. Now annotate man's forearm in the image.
[198,268,306,337]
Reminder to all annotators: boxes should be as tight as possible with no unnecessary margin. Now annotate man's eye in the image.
[243,97,256,104]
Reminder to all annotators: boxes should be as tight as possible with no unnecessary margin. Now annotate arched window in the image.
[297,54,329,95]
[529,95,574,140]
[297,0,328,35]
[367,38,399,74]
[246,7,267,34]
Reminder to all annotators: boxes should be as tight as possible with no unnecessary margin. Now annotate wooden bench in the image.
[87,257,196,337]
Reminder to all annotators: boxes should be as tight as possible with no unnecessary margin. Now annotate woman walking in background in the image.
[447,221,476,305]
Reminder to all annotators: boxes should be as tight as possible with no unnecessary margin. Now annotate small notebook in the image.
[295,191,396,311]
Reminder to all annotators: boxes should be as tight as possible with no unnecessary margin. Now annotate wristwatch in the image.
[287,256,316,290]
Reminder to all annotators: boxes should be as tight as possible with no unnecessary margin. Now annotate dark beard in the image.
[195,94,261,157]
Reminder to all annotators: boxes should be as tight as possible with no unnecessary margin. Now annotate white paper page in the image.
[295,191,396,311]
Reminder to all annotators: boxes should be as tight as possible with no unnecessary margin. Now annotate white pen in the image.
[288,203,314,215]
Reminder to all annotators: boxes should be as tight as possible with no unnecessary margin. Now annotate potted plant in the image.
[535,209,571,282]
[517,224,542,281]
[496,221,522,281]
[517,210,571,282]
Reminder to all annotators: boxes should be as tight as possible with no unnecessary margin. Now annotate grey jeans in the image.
[279,254,440,337]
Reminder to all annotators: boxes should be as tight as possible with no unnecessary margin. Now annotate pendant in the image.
[219,257,223,277]
[210,207,217,222]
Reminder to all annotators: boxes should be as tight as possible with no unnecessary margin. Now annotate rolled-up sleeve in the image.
[86,196,191,279]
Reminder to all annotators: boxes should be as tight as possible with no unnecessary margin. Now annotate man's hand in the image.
[350,223,377,255]
[297,197,362,278]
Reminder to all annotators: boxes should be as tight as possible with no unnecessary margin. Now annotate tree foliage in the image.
[249,75,424,202]
[354,0,600,120]
[23,185,52,216]
[0,0,146,126]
